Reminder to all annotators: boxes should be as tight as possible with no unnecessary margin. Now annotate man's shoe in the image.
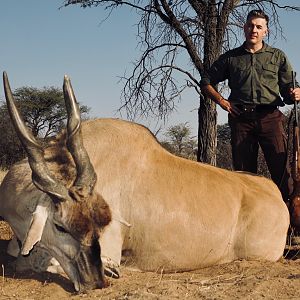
[290,235,300,246]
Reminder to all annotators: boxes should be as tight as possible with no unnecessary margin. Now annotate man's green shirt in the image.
[200,43,295,106]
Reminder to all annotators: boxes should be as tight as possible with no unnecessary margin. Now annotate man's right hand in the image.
[201,84,241,117]
[219,98,241,117]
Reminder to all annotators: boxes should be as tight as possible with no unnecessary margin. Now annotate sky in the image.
[1,1,300,137]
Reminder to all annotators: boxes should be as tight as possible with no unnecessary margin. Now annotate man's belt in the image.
[236,104,277,113]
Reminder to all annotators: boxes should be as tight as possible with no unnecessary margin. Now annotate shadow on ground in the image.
[0,239,74,293]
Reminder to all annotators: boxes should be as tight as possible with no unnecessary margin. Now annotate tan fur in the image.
[0,118,289,274]
[82,118,289,271]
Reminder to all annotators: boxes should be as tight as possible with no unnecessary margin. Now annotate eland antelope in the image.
[0,72,289,292]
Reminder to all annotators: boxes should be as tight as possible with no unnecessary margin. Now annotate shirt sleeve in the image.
[200,53,229,86]
[279,50,299,105]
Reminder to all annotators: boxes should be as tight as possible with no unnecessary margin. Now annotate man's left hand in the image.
[290,88,300,101]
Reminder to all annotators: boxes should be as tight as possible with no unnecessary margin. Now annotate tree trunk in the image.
[196,3,220,165]
[197,93,217,165]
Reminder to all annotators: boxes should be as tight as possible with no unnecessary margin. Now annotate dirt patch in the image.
[1,221,300,299]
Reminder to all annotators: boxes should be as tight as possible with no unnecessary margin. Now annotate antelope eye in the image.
[55,223,68,233]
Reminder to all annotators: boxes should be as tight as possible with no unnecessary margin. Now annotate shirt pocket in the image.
[232,59,247,72]
[229,59,248,86]
[262,63,278,73]
[261,63,279,83]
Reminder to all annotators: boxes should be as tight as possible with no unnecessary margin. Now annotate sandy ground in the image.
[1,222,300,299]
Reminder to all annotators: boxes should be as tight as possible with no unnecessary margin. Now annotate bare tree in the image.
[63,0,300,165]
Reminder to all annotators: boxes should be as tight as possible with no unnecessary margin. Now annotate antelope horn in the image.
[3,72,72,202]
[63,75,97,195]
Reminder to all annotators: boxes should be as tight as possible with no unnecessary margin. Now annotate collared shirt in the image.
[200,42,296,106]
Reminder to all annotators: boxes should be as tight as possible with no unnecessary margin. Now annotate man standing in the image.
[200,9,300,204]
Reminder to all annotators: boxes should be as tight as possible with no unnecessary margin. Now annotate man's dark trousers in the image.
[228,107,292,202]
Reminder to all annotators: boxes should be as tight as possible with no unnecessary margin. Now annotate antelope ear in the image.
[21,204,49,255]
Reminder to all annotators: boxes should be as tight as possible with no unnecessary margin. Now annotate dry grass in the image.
[0,168,8,184]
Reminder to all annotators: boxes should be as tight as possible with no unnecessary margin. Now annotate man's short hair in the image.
[246,10,269,26]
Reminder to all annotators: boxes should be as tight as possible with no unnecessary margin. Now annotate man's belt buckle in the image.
[241,104,256,113]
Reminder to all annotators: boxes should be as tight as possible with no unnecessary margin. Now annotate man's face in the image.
[243,17,268,46]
